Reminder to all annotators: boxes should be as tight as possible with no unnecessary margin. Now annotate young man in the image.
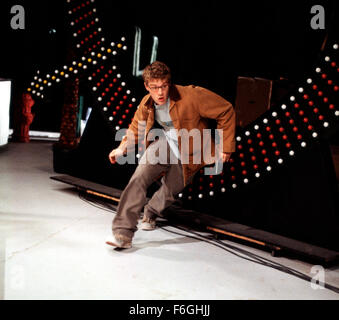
[106,61,235,249]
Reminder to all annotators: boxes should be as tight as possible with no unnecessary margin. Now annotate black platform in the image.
[51,174,339,266]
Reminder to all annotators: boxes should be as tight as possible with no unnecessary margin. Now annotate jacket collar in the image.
[144,84,181,110]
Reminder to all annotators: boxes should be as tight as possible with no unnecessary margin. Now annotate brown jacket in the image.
[119,84,236,186]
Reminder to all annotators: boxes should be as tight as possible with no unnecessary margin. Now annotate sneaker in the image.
[105,233,132,249]
[139,216,156,231]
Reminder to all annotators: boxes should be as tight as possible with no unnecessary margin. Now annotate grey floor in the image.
[1,141,339,300]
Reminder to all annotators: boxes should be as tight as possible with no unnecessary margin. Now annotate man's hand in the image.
[221,152,232,163]
[108,148,124,164]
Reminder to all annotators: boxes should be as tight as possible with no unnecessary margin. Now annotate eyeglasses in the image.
[148,83,169,92]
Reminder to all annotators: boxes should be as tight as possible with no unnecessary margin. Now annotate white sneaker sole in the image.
[139,222,156,231]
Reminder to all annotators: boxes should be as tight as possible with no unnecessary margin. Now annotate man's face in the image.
[144,78,170,105]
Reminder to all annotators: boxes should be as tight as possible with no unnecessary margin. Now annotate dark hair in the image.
[142,61,171,84]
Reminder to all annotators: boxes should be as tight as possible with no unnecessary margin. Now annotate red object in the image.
[12,93,35,142]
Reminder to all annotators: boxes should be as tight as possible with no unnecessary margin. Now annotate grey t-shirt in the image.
[154,98,180,159]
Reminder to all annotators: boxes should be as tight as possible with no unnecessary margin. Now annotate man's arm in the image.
[108,102,148,164]
[194,86,236,157]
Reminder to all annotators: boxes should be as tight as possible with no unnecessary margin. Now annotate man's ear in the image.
[144,82,149,92]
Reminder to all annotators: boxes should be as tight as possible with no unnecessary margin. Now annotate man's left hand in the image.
[221,152,232,163]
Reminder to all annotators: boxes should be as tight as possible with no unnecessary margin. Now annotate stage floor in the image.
[0,141,339,300]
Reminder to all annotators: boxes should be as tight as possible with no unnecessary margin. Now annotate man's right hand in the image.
[108,148,124,164]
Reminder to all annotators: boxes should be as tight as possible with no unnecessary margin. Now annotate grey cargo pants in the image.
[112,135,185,239]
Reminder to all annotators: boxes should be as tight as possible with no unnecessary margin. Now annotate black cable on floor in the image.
[78,190,339,295]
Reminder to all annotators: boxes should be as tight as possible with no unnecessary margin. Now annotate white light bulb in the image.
[254,125,259,130]
[98,97,102,101]
[92,87,97,91]
[316,67,321,73]
[289,150,295,156]
[323,122,329,127]
[198,194,203,199]
[290,96,295,102]
[334,44,339,50]
[126,90,131,94]
[103,107,107,111]
[335,111,339,117]
[325,56,330,62]
[109,116,113,121]
[209,191,214,196]
[266,166,272,171]
[281,104,287,110]
[263,118,268,124]
[312,132,318,138]
[255,172,260,178]
[236,136,241,142]
[245,131,250,136]
[307,78,312,84]
[298,87,304,93]
[115,126,120,130]
[272,112,277,117]
[244,178,248,184]
[278,158,283,164]
[88,76,92,81]
[301,142,306,147]
[221,187,226,193]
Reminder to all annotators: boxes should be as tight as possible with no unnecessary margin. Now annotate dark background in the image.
[0,0,338,131]
[1,0,339,252]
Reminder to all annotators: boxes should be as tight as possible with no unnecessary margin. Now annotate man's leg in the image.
[112,137,170,240]
[142,161,184,224]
